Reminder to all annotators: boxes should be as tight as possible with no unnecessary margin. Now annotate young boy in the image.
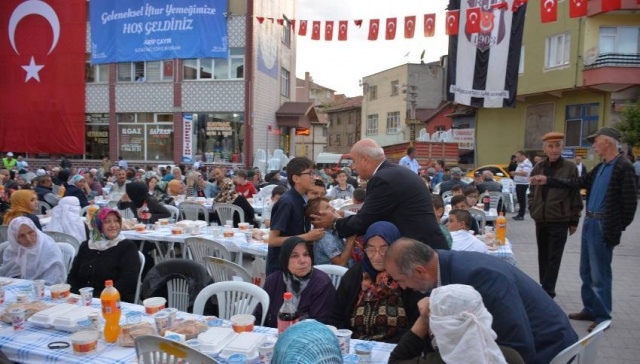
[446,209,488,253]
[352,188,366,205]
[444,184,464,205]
[262,185,287,228]
[463,185,480,208]
[268,158,325,275]
[234,170,257,198]
[431,194,453,248]
[327,170,355,200]
[445,195,481,235]
[307,179,327,200]
[305,197,355,267]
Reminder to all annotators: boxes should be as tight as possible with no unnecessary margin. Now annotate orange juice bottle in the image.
[100,280,121,343]
[88,201,99,222]
[495,212,507,245]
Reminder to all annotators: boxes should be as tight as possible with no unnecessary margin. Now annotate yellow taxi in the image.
[466,164,512,181]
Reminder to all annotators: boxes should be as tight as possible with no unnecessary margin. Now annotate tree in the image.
[615,99,640,148]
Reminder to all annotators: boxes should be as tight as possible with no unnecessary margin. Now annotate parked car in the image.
[466,164,511,181]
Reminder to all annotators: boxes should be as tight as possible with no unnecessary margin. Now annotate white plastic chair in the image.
[179,202,209,223]
[469,208,487,234]
[339,203,363,213]
[45,231,80,255]
[134,251,145,305]
[184,237,232,265]
[163,204,180,221]
[314,264,348,289]
[167,277,190,313]
[549,320,611,364]
[0,226,8,242]
[0,241,10,265]
[135,335,219,364]
[213,203,245,225]
[119,208,136,220]
[488,191,504,211]
[56,242,75,274]
[193,281,270,325]
[441,190,453,201]
[79,205,90,217]
[204,256,252,283]
[38,201,52,215]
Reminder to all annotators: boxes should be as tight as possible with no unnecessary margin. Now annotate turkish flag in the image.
[368,19,380,40]
[311,21,321,40]
[404,16,416,39]
[299,20,308,36]
[338,20,348,41]
[569,0,588,17]
[290,20,296,31]
[325,21,334,41]
[540,0,557,23]
[602,0,621,11]
[256,17,265,24]
[0,0,86,154]
[386,18,397,40]
[424,14,436,37]
[354,19,363,27]
[512,0,528,12]
[277,19,284,25]
[445,10,459,36]
[466,7,481,34]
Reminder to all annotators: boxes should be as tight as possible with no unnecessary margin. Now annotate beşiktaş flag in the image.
[447,0,527,108]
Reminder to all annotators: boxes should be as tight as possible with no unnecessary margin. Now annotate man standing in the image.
[511,151,532,220]
[399,146,421,174]
[575,156,588,177]
[385,238,578,364]
[2,152,16,170]
[311,138,448,250]
[528,132,583,298]
[531,127,637,332]
[118,156,128,169]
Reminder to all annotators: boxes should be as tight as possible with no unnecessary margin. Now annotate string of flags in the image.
[255,0,626,39]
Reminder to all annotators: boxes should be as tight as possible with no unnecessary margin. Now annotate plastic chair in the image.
[314,264,348,289]
[79,205,90,217]
[38,201,52,215]
[179,202,209,223]
[193,281,270,325]
[0,241,10,266]
[204,256,252,283]
[56,242,75,274]
[119,208,136,220]
[167,277,190,312]
[134,251,145,305]
[549,320,611,364]
[184,237,232,265]
[469,208,487,234]
[135,335,219,364]
[45,231,80,255]
[0,226,8,242]
[339,203,363,213]
[213,203,245,225]
[441,190,453,201]
[489,191,504,212]
[163,204,180,221]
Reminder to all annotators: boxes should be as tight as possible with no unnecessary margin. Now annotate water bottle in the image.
[277,292,298,335]
[100,280,121,343]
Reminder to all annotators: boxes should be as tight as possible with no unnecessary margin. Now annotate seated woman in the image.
[272,320,342,363]
[117,182,171,224]
[255,237,336,328]
[329,221,421,343]
[214,178,256,227]
[44,196,89,245]
[2,189,42,230]
[64,175,89,208]
[67,208,141,303]
[0,217,66,285]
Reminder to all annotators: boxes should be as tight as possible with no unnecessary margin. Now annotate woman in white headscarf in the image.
[44,196,89,245]
[0,217,66,285]
[389,284,524,364]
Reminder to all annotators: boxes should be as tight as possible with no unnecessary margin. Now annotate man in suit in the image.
[311,138,448,250]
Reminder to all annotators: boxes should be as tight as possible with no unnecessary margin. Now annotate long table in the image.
[0,278,395,363]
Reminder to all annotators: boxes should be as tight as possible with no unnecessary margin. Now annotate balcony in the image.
[588,0,640,15]
[583,53,640,92]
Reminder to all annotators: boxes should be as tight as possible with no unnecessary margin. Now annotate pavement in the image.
[506,204,640,364]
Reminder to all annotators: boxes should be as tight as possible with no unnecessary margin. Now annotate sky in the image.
[296,0,450,97]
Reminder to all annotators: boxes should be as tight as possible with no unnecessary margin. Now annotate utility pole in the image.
[403,84,421,146]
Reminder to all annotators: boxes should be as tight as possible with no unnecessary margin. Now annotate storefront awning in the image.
[275,102,318,129]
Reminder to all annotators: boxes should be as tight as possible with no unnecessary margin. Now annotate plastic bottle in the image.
[59,185,66,197]
[140,203,151,224]
[495,212,507,245]
[277,292,298,335]
[88,201,99,222]
[482,189,491,211]
[100,280,121,343]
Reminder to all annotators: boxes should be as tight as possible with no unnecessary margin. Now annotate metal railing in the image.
[584,53,640,69]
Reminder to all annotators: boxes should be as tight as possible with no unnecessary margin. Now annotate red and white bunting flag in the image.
[569,0,588,17]
[386,18,397,40]
[354,19,363,27]
[404,16,416,39]
[602,0,621,11]
[424,14,436,37]
[540,0,557,23]
[276,19,284,25]
[445,10,459,36]
[291,20,296,31]
[299,20,308,36]
[311,21,321,40]
[368,19,380,40]
[256,17,265,24]
[338,20,348,41]
[465,7,481,34]
[491,2,509,10]
[512,0,528,12]
[325,21,334,41]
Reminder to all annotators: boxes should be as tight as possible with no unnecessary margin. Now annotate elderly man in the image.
[399,146,421,174]
[33,175,60,207]
[438,167,467,196]
[511,151,533,220]
[531,127,637,332]
[385,238,578,364]
[476,171,503,193]
[111,169,129,194]
[311,138,448,250]
[528,132,583,299]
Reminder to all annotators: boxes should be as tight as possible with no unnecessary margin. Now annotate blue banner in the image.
[90,0,228,64]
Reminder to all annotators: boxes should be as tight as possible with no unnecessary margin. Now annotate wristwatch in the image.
[331,216,339,231]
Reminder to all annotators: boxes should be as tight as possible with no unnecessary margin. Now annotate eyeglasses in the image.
[364,246,388,256]
[299,171,317,177]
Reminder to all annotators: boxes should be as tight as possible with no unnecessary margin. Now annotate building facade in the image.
[326,97,363,154]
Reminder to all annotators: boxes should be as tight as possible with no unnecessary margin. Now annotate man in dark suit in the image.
[476,171,503,193]
[438,167,468,196]
[311,138,448,250]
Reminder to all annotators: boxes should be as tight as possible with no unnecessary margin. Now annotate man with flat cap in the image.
[531,127,637,332]
[528,132,583,299]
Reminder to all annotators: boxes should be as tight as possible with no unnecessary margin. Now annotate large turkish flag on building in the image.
[0,0,86,154]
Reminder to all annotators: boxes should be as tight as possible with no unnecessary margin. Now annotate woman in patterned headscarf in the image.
[329,221,421,343]
[213,178,256,227]
[67,207,141,303]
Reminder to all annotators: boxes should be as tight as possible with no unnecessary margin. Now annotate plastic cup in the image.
[230,314,255,333]
[134,223,145,232]
[258,341,275,364]
[171,227,184,235]
[9,308,26,331]
[153,311,170,336]
[228,354,248,364]
[355,342,373,363]
[162,308,178,327]
[186,339,201,351]
[342,354,360,364]
[238,222,249,231]
[336,329,352,354]
[32,280,45,299]
[70,330,99,354]
[50,283,71,299]
[126,311,142,325]
[159,218,169,225]
[225,220,233,227]
[79,287,94,306]
[143,297,167,315]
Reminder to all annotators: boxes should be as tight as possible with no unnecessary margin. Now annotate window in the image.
[192,112,244,163]
[145,60,174,82]
[117,62,145,82]
[281,68,290,97]
[322,127,328,137]
[337,115,341,126]
[85,114,110,159]
[368,85,377,100]
[336,133,341,144]
[391,80,399,96]
[117,113,174,161]
[565,104,599,147]
[347,133,354,146]
[386,112,401,133]
[366,114,378,135]
[599,27,640,54]
[518,46,525,74]
[86,62,108,83]
[183,48,245,80]
[435,125,446,132]
[545,33,570,69]
[282,17,291,47]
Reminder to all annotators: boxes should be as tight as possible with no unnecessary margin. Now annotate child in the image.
[445,195,481,235]
[463,185,480,208]
[327,170,354,200]
[305,197,355,267]
[262,185,287,228]
[234,170,257,198]
[431,194,453,248]
[352,188,366,205]
[444,185,464,205]
[446,209,488,253]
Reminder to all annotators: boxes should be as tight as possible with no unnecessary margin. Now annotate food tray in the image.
[219,332,264,363]
[198,327,236,357]
[28,303,77,328]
